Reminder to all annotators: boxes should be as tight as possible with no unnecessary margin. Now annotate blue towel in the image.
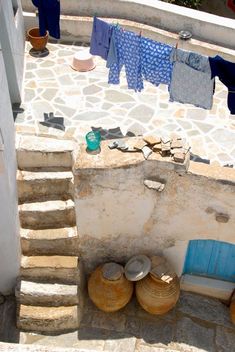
[32,0,60,40]
[90,17,113,60]
[209,55,235,115]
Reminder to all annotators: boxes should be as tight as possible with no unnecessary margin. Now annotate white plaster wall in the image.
[22,0,235,48]
[0,0,25,103]
[74,161,235,273]
[0,51,20,294]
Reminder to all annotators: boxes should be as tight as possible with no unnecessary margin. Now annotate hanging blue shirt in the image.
[108,28,143,92]
[209,55,235,115]
[90,17,113,60]
[32,0,60,39]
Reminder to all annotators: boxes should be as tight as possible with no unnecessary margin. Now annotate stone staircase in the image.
[16,135,84,335]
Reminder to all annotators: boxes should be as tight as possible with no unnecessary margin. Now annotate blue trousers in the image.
[32,0,60,39]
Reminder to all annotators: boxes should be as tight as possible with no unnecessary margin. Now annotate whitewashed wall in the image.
[22,0,235,48]
[0,50,20,294]
[74,142,235,273]
[0,0,25,103]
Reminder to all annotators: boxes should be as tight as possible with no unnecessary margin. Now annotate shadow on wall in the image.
[0,295,19,343]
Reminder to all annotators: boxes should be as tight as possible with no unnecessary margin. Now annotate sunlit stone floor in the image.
[14,41,235,167]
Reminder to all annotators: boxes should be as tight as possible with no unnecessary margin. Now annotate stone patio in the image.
[18,291,235,352]
[14,41,235,167]
[1,290,235,351]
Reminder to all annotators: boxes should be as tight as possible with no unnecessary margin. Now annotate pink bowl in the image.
[71,50,96,72]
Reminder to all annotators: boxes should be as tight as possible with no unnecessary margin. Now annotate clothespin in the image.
[139,30,142,37]
[175,38,179,49]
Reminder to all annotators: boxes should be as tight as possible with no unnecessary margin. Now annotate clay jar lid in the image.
[150,256,177,284]
[102,263,124,281]
[124,255,151,281]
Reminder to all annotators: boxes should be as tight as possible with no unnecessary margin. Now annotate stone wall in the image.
[0,51,20,294]
[0,0,25,103]
[74,139,235,274]
[21,0,235,48]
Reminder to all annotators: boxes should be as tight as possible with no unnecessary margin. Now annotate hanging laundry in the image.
[169,49,214,110]
[209,55,235,115]
[106,31,118,68]
[90,17,113,60]
[108,27,143,91]
[108,27,173,91]
[32,0,60,39]
[140,37,173,86]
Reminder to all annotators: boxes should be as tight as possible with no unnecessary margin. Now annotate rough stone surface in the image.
[13,291,235,351]
[16,135,74,169]
[0,294,5,305]
[176,292,234,329]
[20,256,79,284]
[216,326,235,352]
[19,200,76,230]
[215,213,230,223]
[175,317,215,352]
[21,227,79,256]
[17,171,73,203]
[18,305,81,334]
[144,180,165,192]
[15,281,79,306]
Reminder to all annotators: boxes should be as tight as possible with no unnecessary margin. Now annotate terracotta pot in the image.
[136,272,180,315]
[27,27,48,51]
[230,292,235,324]
[88,263,134,312]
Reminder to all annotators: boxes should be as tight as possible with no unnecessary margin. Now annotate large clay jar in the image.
[136,256,180,315]
[88,263,133,312]
[230,292,235,324]
[27,27,48,51]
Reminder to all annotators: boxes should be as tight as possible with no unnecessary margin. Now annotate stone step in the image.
[19,199,76,229]
[21,227,78,256]
[17,170,73,203]
[21,256,80,284]
[17,304,81,334]
[16,135,74,170]
[15,280,79,307]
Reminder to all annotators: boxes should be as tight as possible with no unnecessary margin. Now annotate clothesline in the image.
[90,16,235,115]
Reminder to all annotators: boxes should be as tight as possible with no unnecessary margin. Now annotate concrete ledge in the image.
[73,138,189,174]
[22,0,235,48]
[23,13,235,61]
[181,274,235,301]
[0,343,96,352]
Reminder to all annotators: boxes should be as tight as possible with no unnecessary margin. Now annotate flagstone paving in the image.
[19,292,235,352]
[15,41,235,167]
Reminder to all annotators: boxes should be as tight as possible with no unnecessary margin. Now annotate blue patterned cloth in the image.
[108,28,173,91]
[108,28,143,91]
[140,37,173,86]
[169,49,214,110]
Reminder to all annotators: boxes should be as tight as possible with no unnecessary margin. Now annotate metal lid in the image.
[178,30,192,40]
[124,255,151,281]
[102,262,124,281]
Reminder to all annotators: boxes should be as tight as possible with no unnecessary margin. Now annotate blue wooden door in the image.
[183,240,235,283]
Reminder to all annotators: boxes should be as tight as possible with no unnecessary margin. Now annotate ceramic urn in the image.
[88,262,133,312]
[136,256,180,315]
